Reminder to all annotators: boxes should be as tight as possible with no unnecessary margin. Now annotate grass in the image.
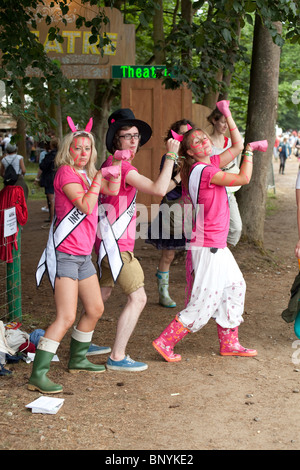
[23,161,46,200]
[266,189,278,217]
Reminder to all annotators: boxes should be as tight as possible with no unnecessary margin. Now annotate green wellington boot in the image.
[28,338,63,394]
[68,328,106,374]
[156,270,176,308]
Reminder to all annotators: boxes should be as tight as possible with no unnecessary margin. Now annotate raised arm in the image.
[211,140,268,187]
[216,100,244,169]
[125,138,180,196]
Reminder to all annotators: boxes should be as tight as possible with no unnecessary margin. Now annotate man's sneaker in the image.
[106,355,148,372]
[86,344,111,356]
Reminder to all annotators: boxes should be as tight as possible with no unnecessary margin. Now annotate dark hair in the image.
[164,119,195,143]
[111,125,141,154]
[180,127,203,190]
[207,107,223,125]
[50,137,59,150]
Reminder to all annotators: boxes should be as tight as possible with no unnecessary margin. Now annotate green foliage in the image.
[1,0,300,136]
[0,0,114,139]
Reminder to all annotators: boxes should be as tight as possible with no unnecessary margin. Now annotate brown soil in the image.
[1,156,300,451]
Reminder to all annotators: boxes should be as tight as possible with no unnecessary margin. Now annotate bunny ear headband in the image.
[67,116,93,135]
[171,124,193,141]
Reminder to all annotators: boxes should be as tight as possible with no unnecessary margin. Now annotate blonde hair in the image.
[55,131,97,182]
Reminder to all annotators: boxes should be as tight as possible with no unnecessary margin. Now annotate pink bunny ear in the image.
[171,129,184,141]
[85,118,93,133]
[187,124,193,131]
[67,116,77,132]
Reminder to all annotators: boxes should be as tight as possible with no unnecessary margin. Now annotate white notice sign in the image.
[4,207,17,237]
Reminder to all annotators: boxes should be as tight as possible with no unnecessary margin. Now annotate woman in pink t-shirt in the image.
[28,118,122,394]
[153,100,268,363]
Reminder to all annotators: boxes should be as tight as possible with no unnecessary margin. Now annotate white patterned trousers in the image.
[178,247,246,333]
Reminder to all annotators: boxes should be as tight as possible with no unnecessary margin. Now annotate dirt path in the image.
[1,156,300,451]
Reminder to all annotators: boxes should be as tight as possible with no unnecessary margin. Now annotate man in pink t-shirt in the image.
[95,108,180,371]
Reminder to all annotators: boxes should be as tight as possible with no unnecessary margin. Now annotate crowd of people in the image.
[274,130,300,174]
[0,103,270,393]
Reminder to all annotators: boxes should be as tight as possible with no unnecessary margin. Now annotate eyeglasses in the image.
[119,133,140,141]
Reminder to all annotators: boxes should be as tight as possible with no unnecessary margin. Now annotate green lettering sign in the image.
[112,65,169,79]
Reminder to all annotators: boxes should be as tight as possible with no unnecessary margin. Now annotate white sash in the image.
[36,206,87,289]
[97,193,136,282]
[188,163,206,223]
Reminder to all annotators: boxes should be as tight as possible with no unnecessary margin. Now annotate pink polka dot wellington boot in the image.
[153,317,189,362]
[217,324,257,357]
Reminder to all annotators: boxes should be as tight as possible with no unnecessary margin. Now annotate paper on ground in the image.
[26,396,64,414]
[26,352,59,363]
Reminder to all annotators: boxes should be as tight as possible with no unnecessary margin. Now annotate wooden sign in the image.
[26,4,135,79]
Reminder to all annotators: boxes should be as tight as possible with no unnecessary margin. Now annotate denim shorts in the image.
[56,251,96,281]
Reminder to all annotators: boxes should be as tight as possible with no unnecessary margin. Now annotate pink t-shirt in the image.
[98,156,138,253]
[54,165,98,255]
[190,155,229,248]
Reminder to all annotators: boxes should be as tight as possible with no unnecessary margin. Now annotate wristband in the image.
[166,152,179,162]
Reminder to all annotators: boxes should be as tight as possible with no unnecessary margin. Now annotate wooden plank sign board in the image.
[121,78,193,209]
[26,4,135,79]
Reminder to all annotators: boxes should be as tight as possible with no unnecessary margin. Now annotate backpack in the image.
[3,156,18,186]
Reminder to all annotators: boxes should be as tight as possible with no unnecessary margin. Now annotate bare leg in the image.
[45,274,103,342]
[77,274,104,331]
[158,249,175,271]
[107,286,147,361]
[44,277,79,342]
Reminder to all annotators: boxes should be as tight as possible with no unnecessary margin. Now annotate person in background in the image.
[146,119,195,308]
[38,137,59,228]
[0,143,28,200]
[279,137,289,175]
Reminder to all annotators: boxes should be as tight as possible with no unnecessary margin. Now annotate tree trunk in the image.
[236,15,282,247]
[88,79,119,166]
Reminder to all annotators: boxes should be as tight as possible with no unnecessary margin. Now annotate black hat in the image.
[106,108,152,154]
